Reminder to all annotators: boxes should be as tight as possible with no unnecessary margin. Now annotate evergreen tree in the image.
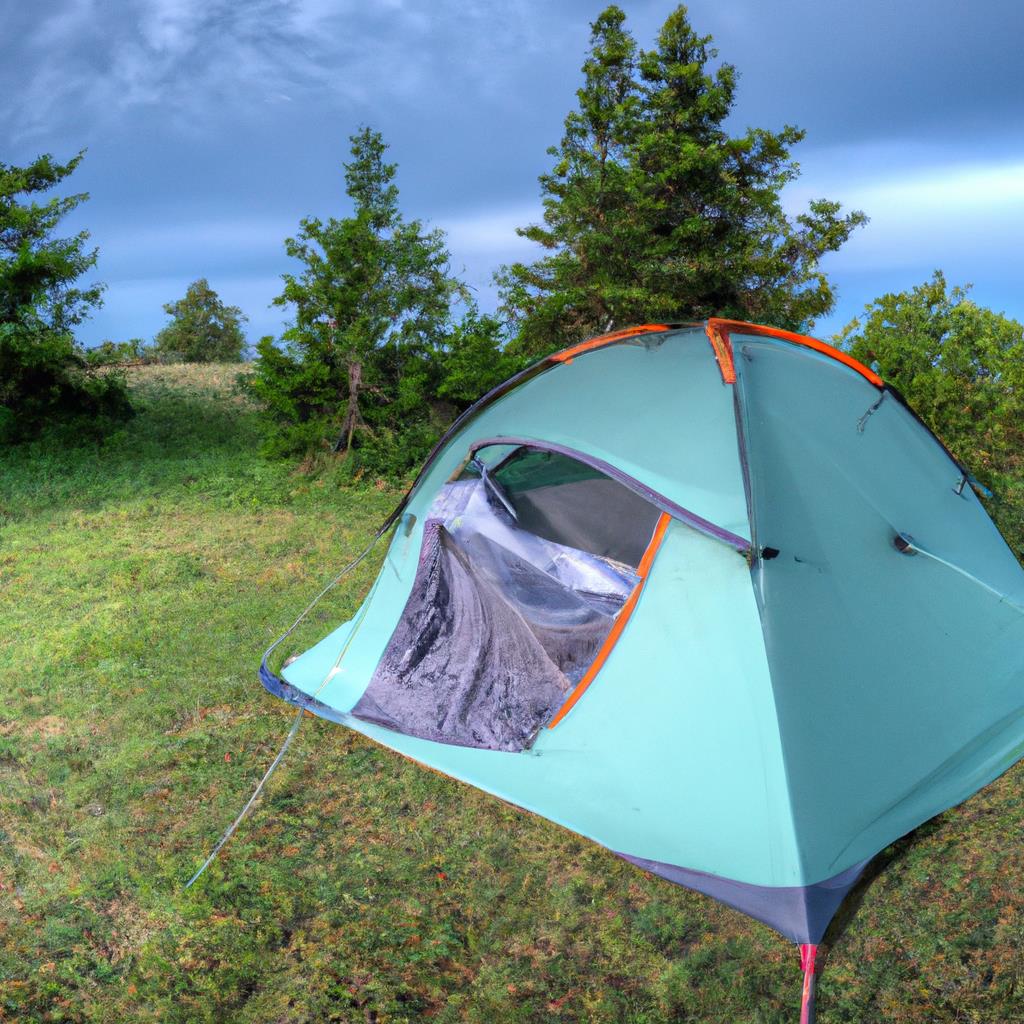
[153,279,247,362]
[436,303,523,405]
[0,151,130,441]
[498,5,868,356]
[249,127,465,464]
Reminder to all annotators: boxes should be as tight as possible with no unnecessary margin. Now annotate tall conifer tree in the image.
[498,5,868,355]
[250,128,464,457]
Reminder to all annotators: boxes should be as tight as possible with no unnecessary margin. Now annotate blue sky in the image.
[3,0,1023,348]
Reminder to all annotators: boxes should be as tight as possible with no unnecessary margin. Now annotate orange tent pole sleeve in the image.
[550,324,671,364]
[547,512,672,729]
[704,321,738,383]
[706,318,884,388]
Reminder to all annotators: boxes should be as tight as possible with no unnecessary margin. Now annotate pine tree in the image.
[498,5,868,356]
[249,128,465,462]
[0,151,130,441]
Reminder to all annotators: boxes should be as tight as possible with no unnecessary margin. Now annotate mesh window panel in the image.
[491,447,664,568]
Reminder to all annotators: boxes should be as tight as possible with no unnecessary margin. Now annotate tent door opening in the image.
[349,441,669,752]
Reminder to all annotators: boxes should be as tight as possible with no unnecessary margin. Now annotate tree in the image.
[153,279,247,362]
[498,5,868,356]
[436,303,525,405]
[248,127,466,467]
[837,271,1024,557]
[0,151,130,441]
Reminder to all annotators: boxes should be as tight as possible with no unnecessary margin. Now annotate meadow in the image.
[2,366,1022,1023]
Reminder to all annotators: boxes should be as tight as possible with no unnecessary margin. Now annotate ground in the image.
[1,365,1023,1023]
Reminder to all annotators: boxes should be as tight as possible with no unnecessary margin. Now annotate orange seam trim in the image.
[706,318,884,388]
[547,512,672,730]
[550,324,671,364]
[704,322,738,384]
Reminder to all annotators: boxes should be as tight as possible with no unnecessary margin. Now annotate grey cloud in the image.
[2,0,587,142]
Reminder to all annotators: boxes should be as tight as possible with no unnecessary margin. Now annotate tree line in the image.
[2,4,1021,550]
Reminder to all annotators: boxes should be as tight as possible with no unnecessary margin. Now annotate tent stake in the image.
[799,943,817,1024]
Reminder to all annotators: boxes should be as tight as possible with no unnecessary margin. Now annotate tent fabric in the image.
[260,321,1024,951]
[616,852,870,945]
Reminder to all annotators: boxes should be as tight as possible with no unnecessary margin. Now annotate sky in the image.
[3,0,1023,348]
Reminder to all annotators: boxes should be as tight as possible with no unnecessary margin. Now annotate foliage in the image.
[498,5,868,358]
[3,364,1024,1024]
[247,127,469,475]
[84,337,152,366]
[153,278,248,363]
[436,305,526,404]
[838,271,1024,556]
[0,150,131,441]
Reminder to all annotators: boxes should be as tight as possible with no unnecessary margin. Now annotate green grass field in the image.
[2,365,1023,1023]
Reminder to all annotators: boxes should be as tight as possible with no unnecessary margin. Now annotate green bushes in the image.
[248,310,524,481]
[0,320,133,444]
[246,128,524,480]
[83,337,152,366]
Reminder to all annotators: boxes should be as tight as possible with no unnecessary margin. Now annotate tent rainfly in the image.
[261,320,1024,1023]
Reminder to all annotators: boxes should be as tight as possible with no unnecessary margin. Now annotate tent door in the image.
[349,441,670,751]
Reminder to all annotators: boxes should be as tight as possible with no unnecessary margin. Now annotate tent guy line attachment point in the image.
[895,534,1024,615]
[856,391,886,433]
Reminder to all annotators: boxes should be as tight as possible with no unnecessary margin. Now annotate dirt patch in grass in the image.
[0,715,69,740]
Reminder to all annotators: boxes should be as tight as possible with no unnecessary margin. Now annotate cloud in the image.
[442,205,539,255]
[5,0,348,139]
[96,216,296,259]
[2,0,578,142]
[12,1,1022,348]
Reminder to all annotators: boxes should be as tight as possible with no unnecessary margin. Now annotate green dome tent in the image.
[261,321,1024,1022]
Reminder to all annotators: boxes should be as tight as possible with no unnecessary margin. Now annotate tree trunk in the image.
[334,358,368,452]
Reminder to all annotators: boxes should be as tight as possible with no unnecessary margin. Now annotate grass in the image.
[2,364,1023,1023]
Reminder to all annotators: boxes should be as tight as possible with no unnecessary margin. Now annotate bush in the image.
[84,338,153,367]
[0,322,133,444]
[839,271,1024,558]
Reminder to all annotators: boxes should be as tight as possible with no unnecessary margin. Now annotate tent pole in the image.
[798,944,818,1024]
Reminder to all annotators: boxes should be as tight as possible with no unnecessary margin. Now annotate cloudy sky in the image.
[4,0,1023,347]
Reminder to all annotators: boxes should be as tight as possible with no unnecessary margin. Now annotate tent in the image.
[260,320,1024,1021]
